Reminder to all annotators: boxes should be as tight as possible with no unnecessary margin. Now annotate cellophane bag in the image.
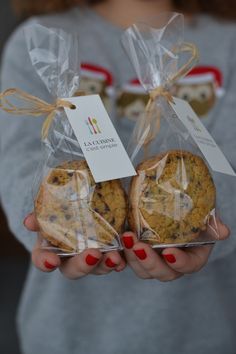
[122,13,220,248]
[25,24,124,255]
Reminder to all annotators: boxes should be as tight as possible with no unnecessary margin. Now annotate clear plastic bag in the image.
[25,23,125,255]
[122,13,220,247]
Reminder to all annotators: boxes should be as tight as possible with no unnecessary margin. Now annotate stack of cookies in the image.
[35,160,127,253]
[128,150,216,245]
[35,150,216,252]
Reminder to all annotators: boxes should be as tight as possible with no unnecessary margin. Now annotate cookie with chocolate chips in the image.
[35,160,127,253]
[128,150,216,245]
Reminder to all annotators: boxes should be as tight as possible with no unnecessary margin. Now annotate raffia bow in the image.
[0,88,83,140]
[0,43,198,143]
[137,42,199,148]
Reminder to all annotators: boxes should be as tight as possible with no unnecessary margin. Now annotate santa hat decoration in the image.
[80,63,114,96]
[81,63,113,85]
[121,79,147,95]
[178,66,225,97]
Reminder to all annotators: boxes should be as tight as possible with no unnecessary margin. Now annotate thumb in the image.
[23,212,39,232]
[217,219,230,240]
[207,217,230,241]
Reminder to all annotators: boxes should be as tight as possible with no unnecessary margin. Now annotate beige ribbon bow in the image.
[137,42,199,147]
[0,88,78,139]
[0,43,198,142]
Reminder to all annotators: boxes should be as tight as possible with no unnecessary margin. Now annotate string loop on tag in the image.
[145,42,199,112]
[139,42,199,149]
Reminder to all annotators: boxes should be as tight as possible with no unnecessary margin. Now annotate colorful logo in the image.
[85,116,101,135]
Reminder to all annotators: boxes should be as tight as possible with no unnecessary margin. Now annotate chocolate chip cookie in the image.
[128,150,216,245]
[35,160,127,253]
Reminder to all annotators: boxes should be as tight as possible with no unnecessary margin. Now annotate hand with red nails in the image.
[122,219,230,281]
[23,213,126,279]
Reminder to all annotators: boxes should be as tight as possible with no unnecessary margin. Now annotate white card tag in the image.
[170,97,236,176]
[64,95,137,182]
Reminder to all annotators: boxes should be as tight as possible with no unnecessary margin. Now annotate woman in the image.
[0,0,235,353]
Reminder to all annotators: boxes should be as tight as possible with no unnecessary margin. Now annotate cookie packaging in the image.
[24,23,125,255]
[122,13,220,248]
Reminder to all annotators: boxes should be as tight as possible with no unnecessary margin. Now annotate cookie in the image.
[129,150,216,245]
[35,160,127,253]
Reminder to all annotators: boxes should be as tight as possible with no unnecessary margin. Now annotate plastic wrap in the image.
[122,13,219,247]
[25,24,125,255]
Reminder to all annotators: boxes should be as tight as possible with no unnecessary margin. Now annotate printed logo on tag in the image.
[64,95,137,182]
[170,97,236,176]
[85,116,102,135]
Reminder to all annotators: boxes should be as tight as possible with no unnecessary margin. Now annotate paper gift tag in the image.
[170,97,236,177]
[64,94,136,182]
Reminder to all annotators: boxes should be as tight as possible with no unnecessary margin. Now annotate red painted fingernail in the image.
[163,254,176,264]
[44,261,56,270]
[105,258,116,268]
[123,235,134,249]
[85,254,99,266]
[134,249,147,260]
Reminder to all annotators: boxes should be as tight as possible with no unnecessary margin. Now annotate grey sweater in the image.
[1,7,236,354]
